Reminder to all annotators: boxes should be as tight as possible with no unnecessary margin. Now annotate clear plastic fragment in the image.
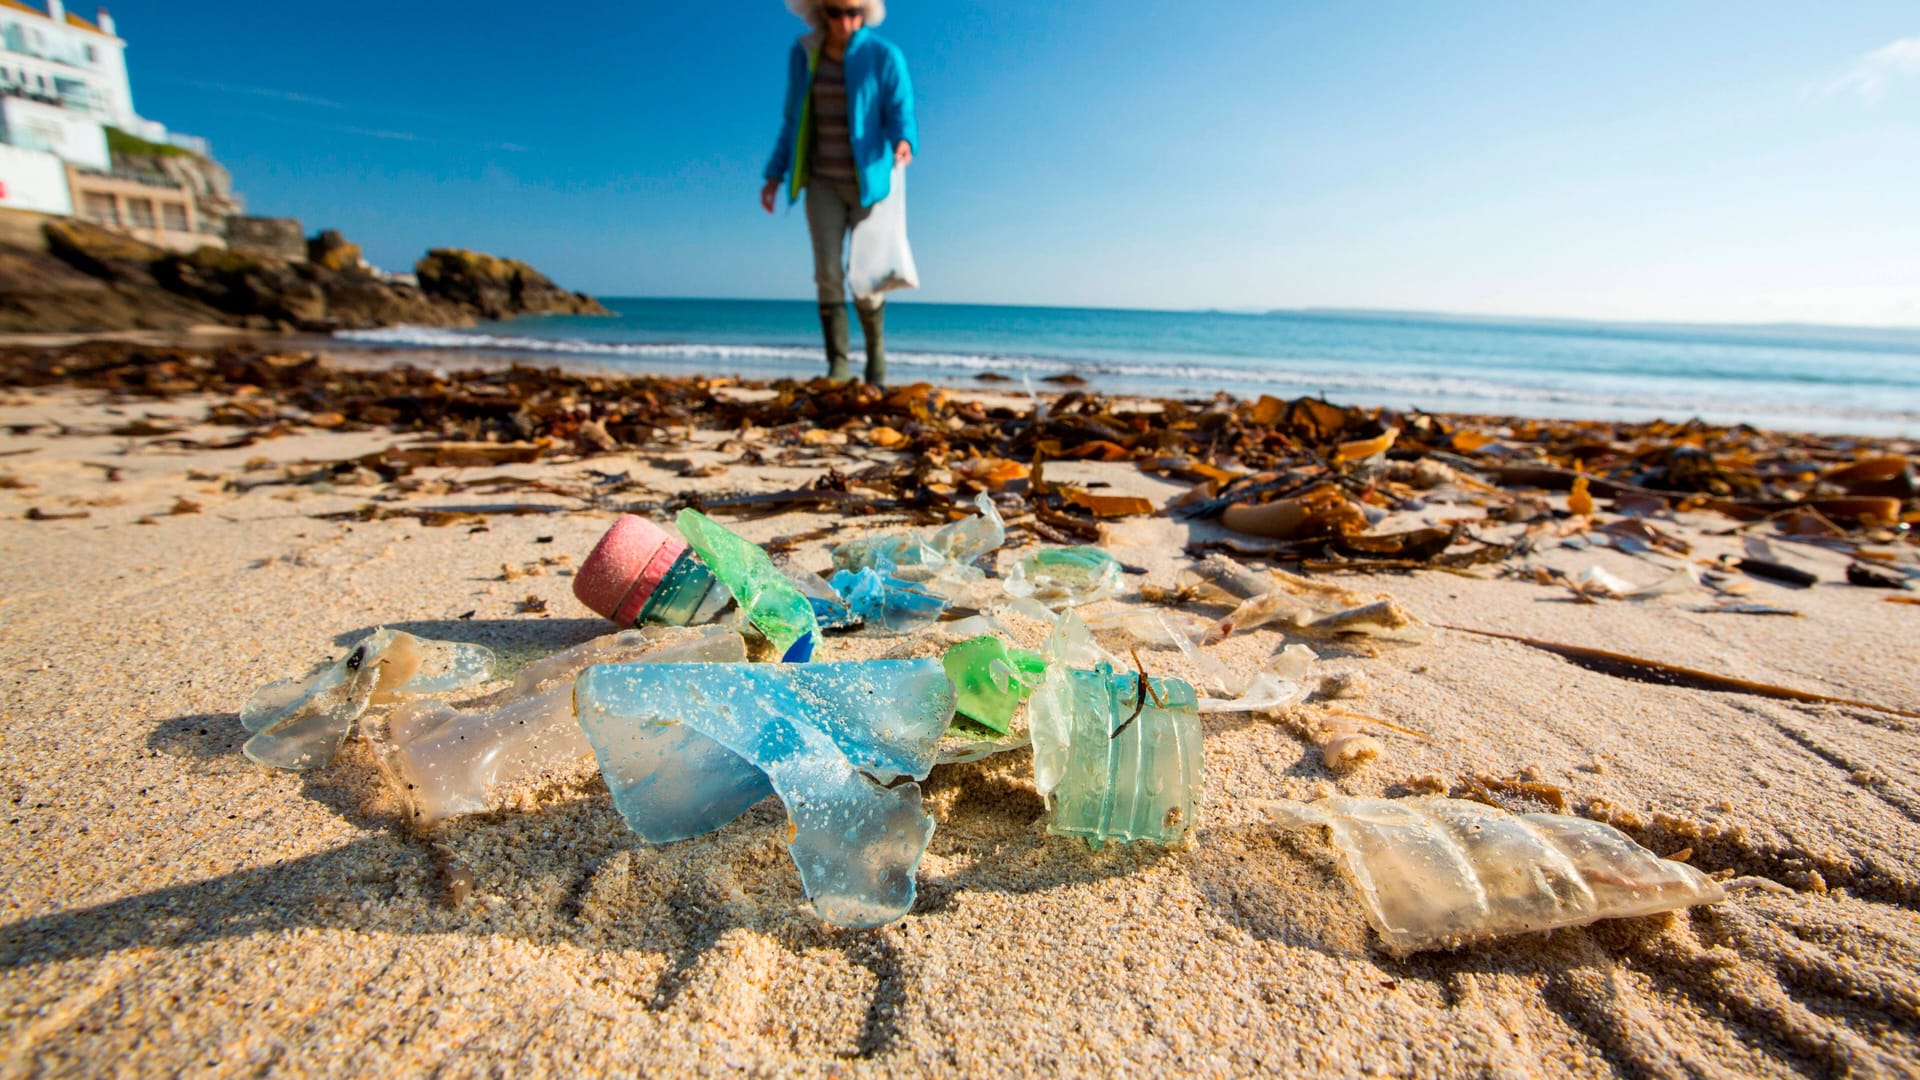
[1194,672,1307,714]
[1004,547,1123,609]
[781,565,861,629]
[1264,795,1728,955]
[1268,643,1319,680]
[831,493,1006,586]
[1028,660,1202,848]
[368,626,746,827]
[240,629,496,771]
[575,659,958,927]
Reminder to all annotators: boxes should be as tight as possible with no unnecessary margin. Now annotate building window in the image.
[85,45,97,64]
[162,202,189,232]
[126,198,156,228]
[81,191,118,225]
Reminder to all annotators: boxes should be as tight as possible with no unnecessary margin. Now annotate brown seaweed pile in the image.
[2,341,1913,564]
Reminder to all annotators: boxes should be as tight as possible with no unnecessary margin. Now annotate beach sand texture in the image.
[2,377,1918,1077]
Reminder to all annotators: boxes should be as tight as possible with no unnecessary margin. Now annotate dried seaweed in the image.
[1,341,1911,570]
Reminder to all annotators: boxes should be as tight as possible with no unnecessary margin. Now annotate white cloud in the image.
[1822,36,1920,103]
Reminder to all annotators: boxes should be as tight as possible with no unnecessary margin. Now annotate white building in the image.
[0,93,105,167]
[0,0,221,249]
[0,139,70,214]
[0,0,203,153]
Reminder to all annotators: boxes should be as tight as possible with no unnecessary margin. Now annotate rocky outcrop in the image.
[415,248,611,321]
[0,242,218,332]
[307,229,363,272]
[0,222,607,334]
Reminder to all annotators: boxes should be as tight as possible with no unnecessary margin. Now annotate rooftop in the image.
[0,0,113,38]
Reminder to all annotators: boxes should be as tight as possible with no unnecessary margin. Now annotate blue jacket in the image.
[764,29,917,209]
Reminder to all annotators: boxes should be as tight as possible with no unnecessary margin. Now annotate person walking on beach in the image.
[760,0,917,386]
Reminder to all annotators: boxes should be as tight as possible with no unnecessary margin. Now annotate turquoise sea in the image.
[337,299,1920,438]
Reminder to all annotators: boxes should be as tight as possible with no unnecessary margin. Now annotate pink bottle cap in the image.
[573,515,688,625]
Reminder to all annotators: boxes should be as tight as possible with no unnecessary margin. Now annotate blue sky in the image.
[98,0,1920,325]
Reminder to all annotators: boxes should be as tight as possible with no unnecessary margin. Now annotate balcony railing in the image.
[73,165,188,191]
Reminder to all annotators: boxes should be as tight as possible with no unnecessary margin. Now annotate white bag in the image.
[847,165,920,300]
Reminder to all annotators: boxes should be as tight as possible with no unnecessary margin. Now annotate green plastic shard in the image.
[675,508,821,661]
[1029,661,1202,848]
[941,635,1048,734]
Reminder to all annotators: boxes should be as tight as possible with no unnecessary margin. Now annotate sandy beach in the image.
[2,339,1917,1077]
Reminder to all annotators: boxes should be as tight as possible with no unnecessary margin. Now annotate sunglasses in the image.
[823,5,863,19]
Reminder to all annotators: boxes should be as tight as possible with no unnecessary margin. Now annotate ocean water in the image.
[337,299,1920,437]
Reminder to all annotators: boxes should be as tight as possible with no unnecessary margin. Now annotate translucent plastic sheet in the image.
[1265,796,1727,955]
[576,659,957,927]
[368,626,746,827]
[240,629,495,771]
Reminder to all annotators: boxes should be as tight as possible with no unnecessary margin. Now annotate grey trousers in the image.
[805,180,884,313]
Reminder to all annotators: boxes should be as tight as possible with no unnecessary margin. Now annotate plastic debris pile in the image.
[237,496,1726,948]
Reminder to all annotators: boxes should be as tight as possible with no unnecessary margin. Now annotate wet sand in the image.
[1,358,1917,1076]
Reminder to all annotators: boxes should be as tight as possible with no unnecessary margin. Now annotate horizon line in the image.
[581,296,1920,337]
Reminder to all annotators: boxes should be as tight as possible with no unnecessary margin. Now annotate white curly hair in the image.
[785,0,885,29]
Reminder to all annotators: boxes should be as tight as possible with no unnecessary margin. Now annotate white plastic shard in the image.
[368,626,746,827]
[1268,643,1319,681]
[1265,796,1727,955]
[1083,609,1302,712]
[574,659,958,927]
[1194,672,1307,714]
[240,629,496,771]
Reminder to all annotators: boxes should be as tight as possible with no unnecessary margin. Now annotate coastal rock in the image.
[0,243,216,332]
[153,247,330,329]
[307,229,363,272]
[12,222,222,332]
[44,218,168,284]
[6,221,603,333]
[316,272,471,331]
[415,248,611,320]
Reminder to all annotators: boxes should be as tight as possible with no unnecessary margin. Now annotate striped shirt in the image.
[810,53,857,184]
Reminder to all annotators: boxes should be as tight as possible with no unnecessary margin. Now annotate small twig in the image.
[1111,648,1157,740]
[1130,646,1165,707]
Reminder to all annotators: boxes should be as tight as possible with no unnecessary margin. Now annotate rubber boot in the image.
[857,301,886,388]
[819,303,853,382]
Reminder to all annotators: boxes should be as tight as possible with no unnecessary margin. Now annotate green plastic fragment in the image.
[941,635,1048,734]
[1029,661,1202,848]
[675,508,821,661]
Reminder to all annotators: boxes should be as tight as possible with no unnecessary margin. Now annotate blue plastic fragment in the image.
[575,659,958,927]
[828,567,951,635]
